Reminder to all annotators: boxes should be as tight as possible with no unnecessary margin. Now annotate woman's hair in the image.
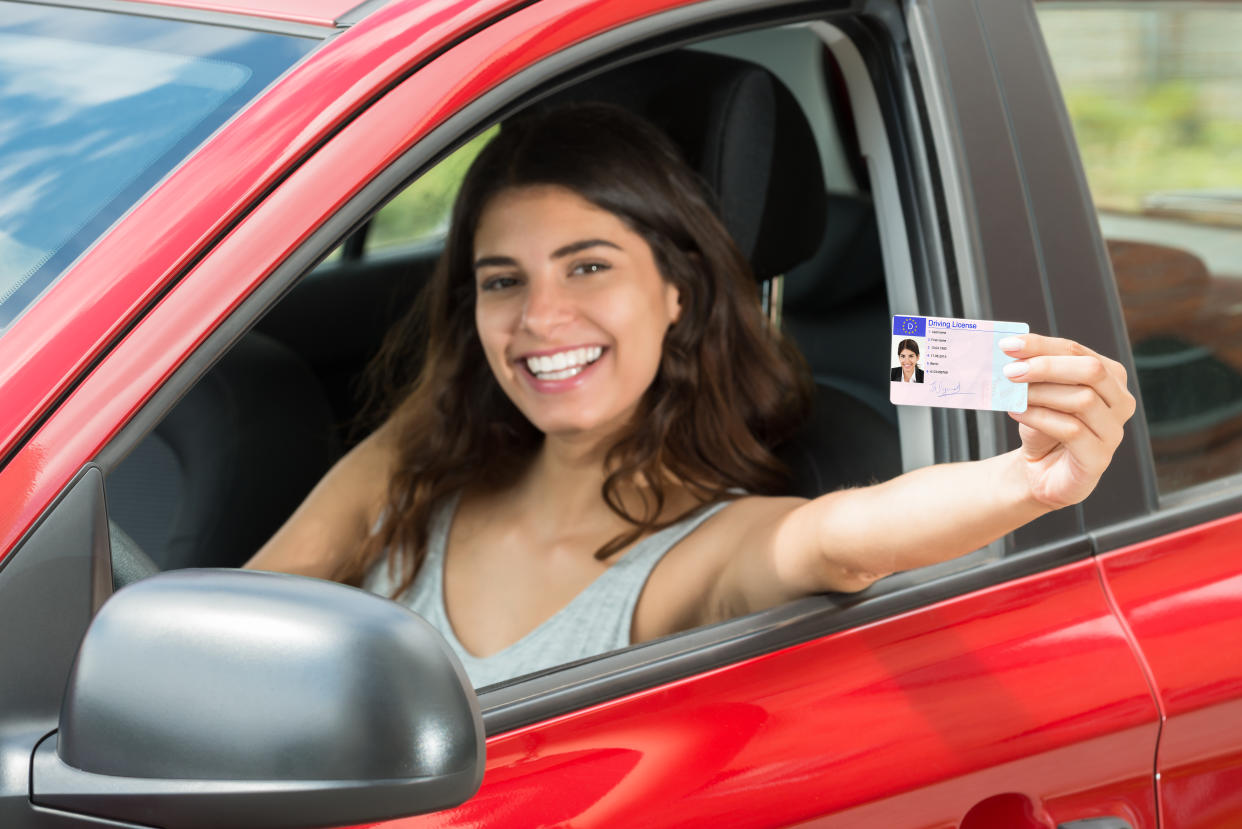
[336,102,812,595]
[897,338,920,357]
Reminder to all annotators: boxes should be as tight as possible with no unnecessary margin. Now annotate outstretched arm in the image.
[713,334,1136,611]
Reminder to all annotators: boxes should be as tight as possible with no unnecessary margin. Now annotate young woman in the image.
[891,338,924,383]
[246,104,1136,686]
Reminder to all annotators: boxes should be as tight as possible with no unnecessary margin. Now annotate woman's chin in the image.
[523,405,636,446]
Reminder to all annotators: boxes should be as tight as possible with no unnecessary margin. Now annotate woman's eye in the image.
[571,261,610,276]
[480,275,520,292]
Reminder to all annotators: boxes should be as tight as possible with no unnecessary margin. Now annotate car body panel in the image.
[1098,513,1242,828]
[378,559,1157,828]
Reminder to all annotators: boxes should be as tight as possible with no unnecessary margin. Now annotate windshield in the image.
[0,1,318,331]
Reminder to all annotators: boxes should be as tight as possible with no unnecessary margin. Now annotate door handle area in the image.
[1057,819,1134,829]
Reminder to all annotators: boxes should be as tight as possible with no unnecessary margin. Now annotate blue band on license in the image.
[893,315,926,337]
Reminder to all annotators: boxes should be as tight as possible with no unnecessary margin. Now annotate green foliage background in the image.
[367,127,499,252]
[1066,81,1242,212]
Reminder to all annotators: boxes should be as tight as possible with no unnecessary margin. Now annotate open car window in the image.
[98,0,1085,708]
[102,17,924,684]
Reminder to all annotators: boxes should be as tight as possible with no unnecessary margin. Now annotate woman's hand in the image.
[1000,333,1137,509]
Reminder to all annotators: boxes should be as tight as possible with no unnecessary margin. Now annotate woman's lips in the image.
[517,346,607,393]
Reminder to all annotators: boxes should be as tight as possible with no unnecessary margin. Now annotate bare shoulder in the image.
[345,421,401,498]
[243,420,400,575]
[633,494,808,641]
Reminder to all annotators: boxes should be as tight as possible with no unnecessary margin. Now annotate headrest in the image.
[537,49,827,281]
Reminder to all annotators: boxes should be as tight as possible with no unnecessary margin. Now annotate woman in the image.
[246,104,1135,686]
[891,338,924,383]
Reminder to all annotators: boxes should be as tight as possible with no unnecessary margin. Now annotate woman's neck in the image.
[505,432,683,527]
[505,434,613,523]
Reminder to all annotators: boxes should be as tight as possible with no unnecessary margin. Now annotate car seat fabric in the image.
[538,49,826,280]
[783,192,894,422]
[106,331,341,571]
[108,520,159,590]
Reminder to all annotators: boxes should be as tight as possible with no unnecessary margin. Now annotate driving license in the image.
[889,315,1029,412]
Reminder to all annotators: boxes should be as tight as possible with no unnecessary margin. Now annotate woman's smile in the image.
[473,184,680,438]
[517,344,609,390]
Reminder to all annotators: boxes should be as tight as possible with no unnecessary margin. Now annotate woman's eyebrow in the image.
[473,239,621,271]
[551,238,621,259]
[473,254,517,271]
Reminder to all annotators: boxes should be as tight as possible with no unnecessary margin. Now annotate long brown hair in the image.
[337,103,812,596]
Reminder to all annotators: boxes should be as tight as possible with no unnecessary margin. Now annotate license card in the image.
[889,315,1029,412]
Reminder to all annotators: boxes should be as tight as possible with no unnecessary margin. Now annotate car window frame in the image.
[86,0,1124,736]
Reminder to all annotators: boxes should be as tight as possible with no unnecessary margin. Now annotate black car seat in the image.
[783,191,893,421]
[538,49,901,496]
[782,45,895,425]
[106,331,341,575]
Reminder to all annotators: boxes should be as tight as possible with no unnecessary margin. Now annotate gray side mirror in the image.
[31,569,483,829]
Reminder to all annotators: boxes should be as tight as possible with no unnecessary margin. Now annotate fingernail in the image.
[998,336,1024,352]
[1003,361,1028,378]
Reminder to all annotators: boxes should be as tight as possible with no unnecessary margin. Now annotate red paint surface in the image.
[361,560,1157,827]
[1099,513,1242,828]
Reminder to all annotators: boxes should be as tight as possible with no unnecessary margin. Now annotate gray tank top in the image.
[364,494,734,689]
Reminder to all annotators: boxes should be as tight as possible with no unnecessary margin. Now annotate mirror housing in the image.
[31,569,483,829]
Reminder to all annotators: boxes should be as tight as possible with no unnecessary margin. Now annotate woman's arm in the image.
[243,424,396,578]
[710,334,1136,612]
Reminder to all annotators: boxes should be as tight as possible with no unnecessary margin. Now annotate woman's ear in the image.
[666,282,683,325]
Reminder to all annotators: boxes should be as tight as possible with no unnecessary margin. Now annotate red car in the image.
[1,0,1240,826]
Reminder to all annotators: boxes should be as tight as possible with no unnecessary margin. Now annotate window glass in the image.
[1038,1,1242,494]
[364,127,498,253]
[0,1,317,333]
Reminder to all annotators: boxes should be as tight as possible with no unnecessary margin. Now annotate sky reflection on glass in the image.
[0,2,315,330]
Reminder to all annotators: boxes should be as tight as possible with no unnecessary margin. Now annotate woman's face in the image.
[899,348,919,371]
[473,185,681,442]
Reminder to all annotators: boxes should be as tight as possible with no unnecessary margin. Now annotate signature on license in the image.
[930,380,974,398]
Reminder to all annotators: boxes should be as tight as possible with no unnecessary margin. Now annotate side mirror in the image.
[31,570,483,829]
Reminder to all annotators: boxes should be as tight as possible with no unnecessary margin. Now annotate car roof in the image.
[121,0,379,28]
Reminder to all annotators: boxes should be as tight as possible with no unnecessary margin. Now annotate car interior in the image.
[103,22,909,674]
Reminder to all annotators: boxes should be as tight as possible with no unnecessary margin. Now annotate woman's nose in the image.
[520,277,574,336]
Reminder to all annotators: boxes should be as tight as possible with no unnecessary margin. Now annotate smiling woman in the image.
[246,103,1136,687]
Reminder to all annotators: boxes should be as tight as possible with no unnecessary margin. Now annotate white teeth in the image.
[524,346,604,379]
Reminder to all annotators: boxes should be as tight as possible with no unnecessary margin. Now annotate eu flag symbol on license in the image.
[893,315,926,337]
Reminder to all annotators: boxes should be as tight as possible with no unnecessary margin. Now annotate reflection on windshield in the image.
[0,1,317,331]
[0,36,250,298]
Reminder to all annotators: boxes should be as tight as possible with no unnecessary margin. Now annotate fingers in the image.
[1010,404,1112,471]
[1023,382,1125,448]
[999,335,1135,416]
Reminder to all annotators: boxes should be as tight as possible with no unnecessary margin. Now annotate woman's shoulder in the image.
[698,493,808,539]
[650,494,809,585]
[634,493,807,639]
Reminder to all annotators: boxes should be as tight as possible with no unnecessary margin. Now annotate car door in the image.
[0,0,1164,827]
[1037,2,1242,826]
